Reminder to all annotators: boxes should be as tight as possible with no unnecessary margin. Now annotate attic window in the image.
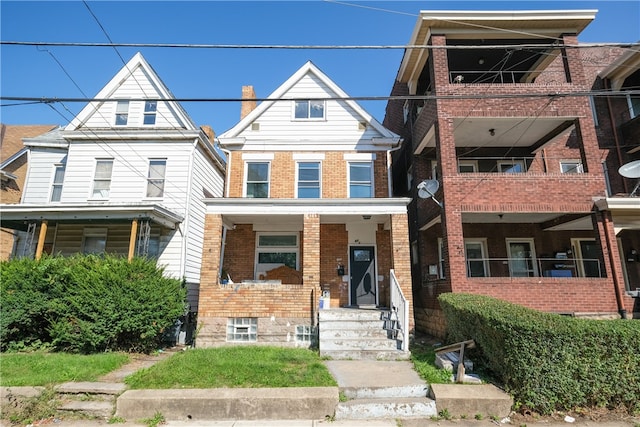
[294,100,324,120]
[115,101,129,126]
[144,101,157,125]
[251,123,260,131]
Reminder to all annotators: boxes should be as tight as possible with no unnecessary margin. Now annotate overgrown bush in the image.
[438,293,640,415]
[1,254,186,354]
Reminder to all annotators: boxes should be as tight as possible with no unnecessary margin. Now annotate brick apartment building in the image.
[382,10,639,337]
[196,61,414,352]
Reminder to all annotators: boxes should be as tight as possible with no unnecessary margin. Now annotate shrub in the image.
[438,293,640,415]
[1,254,186,354]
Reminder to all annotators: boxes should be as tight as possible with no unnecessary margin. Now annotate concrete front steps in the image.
[319,308,410,360]
[55,381,125,418]
[325,360,436,420]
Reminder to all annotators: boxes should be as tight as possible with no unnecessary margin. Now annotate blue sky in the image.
[1,1,639,135]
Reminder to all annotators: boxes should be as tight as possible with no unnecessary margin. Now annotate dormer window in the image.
[115,101,129,126]
[144,101,157,125]
[294,100,324,120]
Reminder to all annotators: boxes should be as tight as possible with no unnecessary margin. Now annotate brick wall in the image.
[227,151,389,199]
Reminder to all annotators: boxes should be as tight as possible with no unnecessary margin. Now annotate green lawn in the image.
[410,343,455,384]
[0,352,130,386]
[125,346,337,389]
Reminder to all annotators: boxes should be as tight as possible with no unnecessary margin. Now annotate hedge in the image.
[438,293,640,414]
[0,254,186,354]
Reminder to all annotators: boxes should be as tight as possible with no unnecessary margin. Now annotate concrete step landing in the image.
[335,397,437,419]
[54,381,126,419]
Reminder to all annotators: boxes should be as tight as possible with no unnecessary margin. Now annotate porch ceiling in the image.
[463,212,593,230]
[222,213,391,228]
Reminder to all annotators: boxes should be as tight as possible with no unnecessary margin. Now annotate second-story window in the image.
[144,101,157,125]
[348,161,373,198]
[294,100,325,119]
[560,160,584,174]
[50,164,66,202]
[146,159,166,198]
[297,162,320,198]
[115,100,129,126]
[246,162,269,198]
[92,159,114,199]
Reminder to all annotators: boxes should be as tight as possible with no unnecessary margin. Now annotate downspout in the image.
[386,138,404,198]
[219,225,229,282]
[179,139,198,281]
[604,79,627,193]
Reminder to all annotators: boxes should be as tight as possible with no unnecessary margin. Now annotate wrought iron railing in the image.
[390,269,409,352]
[465,257,603,278]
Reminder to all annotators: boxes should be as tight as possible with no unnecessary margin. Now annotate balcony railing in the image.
[465,257,603,278]
[454,156,584,174]
[449,70,567,85]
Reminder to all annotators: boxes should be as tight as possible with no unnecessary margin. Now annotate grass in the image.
[0,352,130,386]
[125,346,337,389]
[410,342,454,384]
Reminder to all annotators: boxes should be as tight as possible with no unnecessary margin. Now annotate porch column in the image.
[391,213,415,332]
[198,214,223,318]
[594,209,627,318]
[303,214,320,288]
[34,220,48,260]
[128,219,139,262]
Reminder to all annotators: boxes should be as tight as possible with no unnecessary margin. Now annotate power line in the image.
[2,90,639,106]
[2,41,639,50]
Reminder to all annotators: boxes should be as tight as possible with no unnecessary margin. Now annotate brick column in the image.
[391,213,415,332]
[594,209,627,317]
[198,214,223,318]
[303,213,320,287]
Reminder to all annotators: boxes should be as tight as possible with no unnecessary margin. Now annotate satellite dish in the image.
[417,179,439,198]
[618,160,640,179]
[417,180,443,207]
[618,160,640,197]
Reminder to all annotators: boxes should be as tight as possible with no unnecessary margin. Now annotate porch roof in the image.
[203,197,411,227]
[595,197,640,232]
[0,203,183,231]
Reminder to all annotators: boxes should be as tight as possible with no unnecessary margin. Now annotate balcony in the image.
[465,257,603,279]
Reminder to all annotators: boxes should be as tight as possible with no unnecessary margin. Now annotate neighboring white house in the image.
[0,52,226,321]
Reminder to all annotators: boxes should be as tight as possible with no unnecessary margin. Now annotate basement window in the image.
[226,318,257,342]
[295,325,315,343]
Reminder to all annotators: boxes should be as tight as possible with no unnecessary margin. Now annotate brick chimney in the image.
[241,85,257,120]
[200,125,215,141]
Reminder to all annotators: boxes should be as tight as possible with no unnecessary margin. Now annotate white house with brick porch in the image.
[196,61,414,359]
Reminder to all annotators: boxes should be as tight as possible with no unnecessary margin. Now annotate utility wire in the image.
[2,41,639,50]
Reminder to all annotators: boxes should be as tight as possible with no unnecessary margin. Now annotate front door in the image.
[350,246,376,306]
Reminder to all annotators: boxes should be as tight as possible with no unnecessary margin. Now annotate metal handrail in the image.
[389,269,409,352]
[465,257,603,278]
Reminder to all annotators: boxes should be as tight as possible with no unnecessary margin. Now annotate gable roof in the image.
[220,61,398,140]
[65,52,196,131]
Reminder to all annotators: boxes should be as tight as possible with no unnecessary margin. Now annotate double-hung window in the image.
[294,100,325,120]
[50,164,66,202]
[348,162,373,198]
[91,159,114,199]
[498,160,525,173]
[255,233,299,280]
[115,100,129,126]
[465,239,489,277]
[144,101,157,125]
[146,159,166,198]
[297,162,320,198]
[560,160,583,174]
[245,162,269,198]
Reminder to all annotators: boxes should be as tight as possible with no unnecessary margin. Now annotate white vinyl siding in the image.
[233,74,383,143]
[21,148,68,204]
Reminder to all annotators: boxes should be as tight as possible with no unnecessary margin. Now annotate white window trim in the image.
[458,160,478,173]
[295,161,322,199]
[347,161,374,198]
[505,238,538,277]
[90,158,114,200]
[114,100,130,126]
[143,100,158,125]
[244,161,271,198]
[145,158,167,199]
[254,232,299,280]
[497,160,525,173]
[344,153,376,161]
[559,160,584,174]
[49,163,65,202]
[82,227,107,254]
[464,238,490,277]
[292,99,326,121]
